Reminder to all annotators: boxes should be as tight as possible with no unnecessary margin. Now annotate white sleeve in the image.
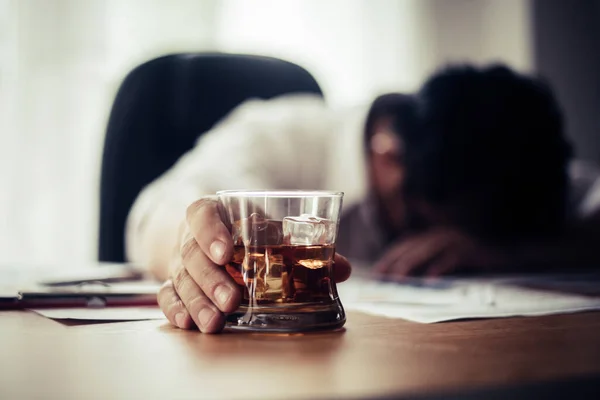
[581,177,600,217]
[125,94,333,263]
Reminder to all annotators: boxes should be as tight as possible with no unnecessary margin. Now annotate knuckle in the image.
[201,281,220,299]
[157,280,183,313]
[158,280,174,298]
[186,197,217,222]
[173,267,192,294]
[188,295,214,312]
[180,236,199,261]
[166,298,186,315]
[196,266,226,295]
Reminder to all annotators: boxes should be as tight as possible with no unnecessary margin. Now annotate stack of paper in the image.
[338,274,600,323]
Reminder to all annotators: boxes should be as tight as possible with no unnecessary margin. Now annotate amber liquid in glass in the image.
[223,244,345,331]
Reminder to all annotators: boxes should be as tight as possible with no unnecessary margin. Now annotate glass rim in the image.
[216,189,344,198]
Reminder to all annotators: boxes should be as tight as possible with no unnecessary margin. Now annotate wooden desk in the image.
[2,310,600,399]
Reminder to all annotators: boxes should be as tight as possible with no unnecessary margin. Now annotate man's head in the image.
[365,93,415,203]
[400,64,572,239]
[365,65,572,240]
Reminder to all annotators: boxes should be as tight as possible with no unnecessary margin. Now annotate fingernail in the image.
[175,312,186,329]
[214,285,232,308]
[210,240,226,262]
[198,308,214,330]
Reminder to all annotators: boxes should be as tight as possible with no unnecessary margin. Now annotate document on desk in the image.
[30,307,166,321]
[0,262,150,309]
[338,273,600,323]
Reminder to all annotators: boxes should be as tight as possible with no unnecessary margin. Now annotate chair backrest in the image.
[99,53,323,262]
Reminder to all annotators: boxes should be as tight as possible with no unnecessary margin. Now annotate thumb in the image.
[333,253,352,283]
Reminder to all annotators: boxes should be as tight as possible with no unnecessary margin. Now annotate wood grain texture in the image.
[2,310,600,399]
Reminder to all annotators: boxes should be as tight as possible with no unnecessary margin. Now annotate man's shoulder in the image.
[232,93,328,118]
[193,93,331,147]
[569,160,600,216]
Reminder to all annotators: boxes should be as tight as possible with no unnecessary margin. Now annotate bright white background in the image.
[0,0,531,267]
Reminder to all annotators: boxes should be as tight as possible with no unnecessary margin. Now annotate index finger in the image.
[186,198,234,265]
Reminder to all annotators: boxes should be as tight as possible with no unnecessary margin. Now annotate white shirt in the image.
[126,94,600,265]
[126,94,371,264]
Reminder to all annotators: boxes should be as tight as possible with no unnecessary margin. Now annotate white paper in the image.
[30,307,166,321]
[338,275,600,323]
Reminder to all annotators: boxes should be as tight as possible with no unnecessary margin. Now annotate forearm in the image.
[126,186,193,281]
[135,204,185,281]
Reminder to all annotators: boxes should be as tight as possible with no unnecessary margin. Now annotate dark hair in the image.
[402,64,572,239]
[364,93,416,149]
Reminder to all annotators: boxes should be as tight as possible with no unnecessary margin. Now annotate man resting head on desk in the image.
[126,64,600,332]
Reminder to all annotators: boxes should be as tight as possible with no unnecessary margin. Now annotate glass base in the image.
[224,300,346,333]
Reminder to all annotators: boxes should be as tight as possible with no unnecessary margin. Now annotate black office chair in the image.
[99,53,323,262]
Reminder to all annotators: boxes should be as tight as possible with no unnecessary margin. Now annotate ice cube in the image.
[282,214,336,245]
[232,213,283,246]
[265,254,284,277]
[264,254,285,300]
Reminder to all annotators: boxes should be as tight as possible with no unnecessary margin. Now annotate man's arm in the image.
[373,191,600,278]
[125,94,331,280]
